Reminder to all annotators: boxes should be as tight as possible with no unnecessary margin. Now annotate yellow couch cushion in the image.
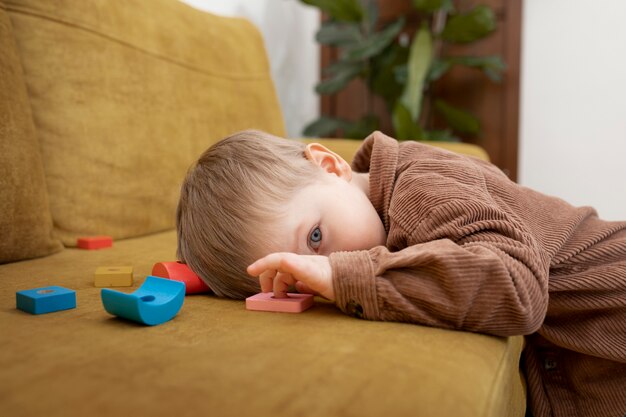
[0,0,62,263]
[0,230,525,417]
[6,0,285,245]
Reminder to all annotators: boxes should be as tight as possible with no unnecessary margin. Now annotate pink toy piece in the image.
[245,292,314,313]
[151,261,211,294]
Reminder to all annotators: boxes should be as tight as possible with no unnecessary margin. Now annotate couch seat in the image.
[0,230,525,417]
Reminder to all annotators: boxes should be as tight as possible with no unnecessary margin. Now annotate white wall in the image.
[180,0,320,138]
[520,0,626,220]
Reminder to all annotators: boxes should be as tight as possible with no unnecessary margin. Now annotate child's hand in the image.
[247,253,334,301]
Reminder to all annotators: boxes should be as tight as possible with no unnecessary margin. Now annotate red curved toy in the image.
[151,261,211,294]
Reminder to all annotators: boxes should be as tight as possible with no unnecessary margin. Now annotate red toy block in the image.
[245,292,314,313]
[151,261,211,294]
[77,235,113,250]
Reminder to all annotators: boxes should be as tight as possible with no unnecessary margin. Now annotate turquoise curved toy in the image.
[101,276,185,326]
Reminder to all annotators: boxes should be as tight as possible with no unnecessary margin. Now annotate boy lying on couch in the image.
[176,130,626,417]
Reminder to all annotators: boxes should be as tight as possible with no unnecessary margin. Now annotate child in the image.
[176,129,626,417]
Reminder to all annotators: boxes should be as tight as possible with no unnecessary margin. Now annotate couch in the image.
[0,1,526,416]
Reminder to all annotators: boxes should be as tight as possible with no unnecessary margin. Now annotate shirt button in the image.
[346,300,364,319]
[544,358,558,371]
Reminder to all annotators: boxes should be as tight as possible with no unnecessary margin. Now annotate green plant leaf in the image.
[302,116,349,137]
[343,114,380,139]
[316,60,362,94]
[440,5,496,43]
[362,0,379,33]
[425,59,452,83]
[302,115,379,139]
[434,99,480,135]
[449,55,506,82]
[393,64,407,84]
[369,43,408,108]
[300,0,364,22]
[392,102,424,140]
[316,21,362,46]
[423,129,458,142]
[345,18,404,61]
[427,55,505,83]
[324,59,364,76]
[412,0,454,13]
[400,23,432,122]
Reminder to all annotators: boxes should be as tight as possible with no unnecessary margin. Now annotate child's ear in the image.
[305,143,352,180]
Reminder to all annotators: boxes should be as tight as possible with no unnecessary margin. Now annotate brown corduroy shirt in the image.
[329,131,626,417]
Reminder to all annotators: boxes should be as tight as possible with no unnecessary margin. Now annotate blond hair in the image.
[176,130,320,299]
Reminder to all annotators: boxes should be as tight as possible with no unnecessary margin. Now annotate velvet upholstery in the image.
[0,0,62,263]
[6,0,285,245]
[0,230,525,417]
[0,1,525,416]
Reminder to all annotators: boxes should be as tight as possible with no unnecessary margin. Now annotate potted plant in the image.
[300,0,506,141]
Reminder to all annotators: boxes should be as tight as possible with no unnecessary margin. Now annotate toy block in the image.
[245,292,314,313]
[16,286,76,315]
[101,276,185,326]
[94,266,133,287]
[77,235,113,250]
[151,261,211,294]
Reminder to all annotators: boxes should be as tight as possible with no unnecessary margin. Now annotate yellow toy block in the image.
[94,266,134,287]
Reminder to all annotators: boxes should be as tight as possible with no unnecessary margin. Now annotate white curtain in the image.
[180,0,320,138]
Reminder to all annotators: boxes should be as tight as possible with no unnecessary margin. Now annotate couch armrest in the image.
[298,138,490,163]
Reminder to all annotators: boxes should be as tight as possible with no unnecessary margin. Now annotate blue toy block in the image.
[16,286,76,315]
[100,276,185,326]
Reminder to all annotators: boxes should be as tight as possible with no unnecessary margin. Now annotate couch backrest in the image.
[2,0,285,249]
[0,0,63,263]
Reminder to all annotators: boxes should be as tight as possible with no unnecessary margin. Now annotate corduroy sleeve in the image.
[331,250,380,319]
[330,201,551,337]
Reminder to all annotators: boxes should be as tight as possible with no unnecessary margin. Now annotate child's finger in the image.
[246,260,263,276]
[273,271,295,298]
[248,253,298,277]
[247,253,288,276]
[258,269,276,293]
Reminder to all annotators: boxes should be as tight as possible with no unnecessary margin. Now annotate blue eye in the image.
[309,227,322,250]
